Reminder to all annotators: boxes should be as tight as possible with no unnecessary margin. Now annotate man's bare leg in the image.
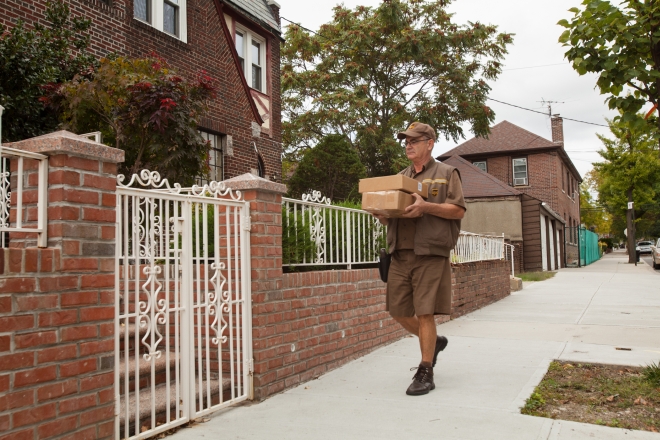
[393,315,437,364]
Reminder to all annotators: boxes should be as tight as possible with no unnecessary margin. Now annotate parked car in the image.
[637,240,654,255]
[652,239,660,269]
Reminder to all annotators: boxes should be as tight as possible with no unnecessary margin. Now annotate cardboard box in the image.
[359,175,428,198]
[361,190,414,217]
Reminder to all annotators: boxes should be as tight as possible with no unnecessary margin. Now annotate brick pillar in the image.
[0,131,124,440]
[223,173,286,400]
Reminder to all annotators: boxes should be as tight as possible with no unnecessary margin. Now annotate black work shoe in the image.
[406,365,435,396]
[432,336,448,367]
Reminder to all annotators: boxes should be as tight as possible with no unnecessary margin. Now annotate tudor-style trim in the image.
[212,0,264,125]
[220,0,284,42]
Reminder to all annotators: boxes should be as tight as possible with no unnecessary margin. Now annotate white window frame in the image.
[472,161,487,173]
[235,25,267,93]
[133,0,188,43]
[512,157,528,186]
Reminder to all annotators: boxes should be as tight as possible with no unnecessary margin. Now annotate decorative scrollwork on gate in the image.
[208,262,229,345]
[117,169,183,193]
[191,180,243,201]
[139,266,164,361]
[0,165,9,229]
[302,191,330,264]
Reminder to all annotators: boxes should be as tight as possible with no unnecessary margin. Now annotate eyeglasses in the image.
[404,138,430,147]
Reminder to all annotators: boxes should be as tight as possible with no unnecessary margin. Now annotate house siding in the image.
[521,194,542,271]
[0,0,283,182]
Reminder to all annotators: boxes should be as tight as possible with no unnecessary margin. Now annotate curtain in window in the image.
[163,0,178,36]
[134,0,148,21]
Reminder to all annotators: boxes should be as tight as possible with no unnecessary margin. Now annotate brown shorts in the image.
[386,250,452,317]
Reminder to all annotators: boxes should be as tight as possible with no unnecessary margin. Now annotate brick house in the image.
[438,117,582,269]
[0,0,283,182]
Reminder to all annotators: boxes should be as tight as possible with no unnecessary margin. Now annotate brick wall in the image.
[0,132,123,440]
[0,0,283,182]
[450,260,511,318]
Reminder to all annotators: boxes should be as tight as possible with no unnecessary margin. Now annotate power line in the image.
[487,98,609,127]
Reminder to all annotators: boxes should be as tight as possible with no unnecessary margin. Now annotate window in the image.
[133,0,187,42]
[197,131,224,185]
[235,26,266,93]
[473,161,487,173]
[512,158,528,186]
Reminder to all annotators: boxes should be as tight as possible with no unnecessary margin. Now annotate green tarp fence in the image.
[579,227,602,266]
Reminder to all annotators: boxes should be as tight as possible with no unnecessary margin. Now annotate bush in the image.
[0,0,96,142]
[54,55,217,186]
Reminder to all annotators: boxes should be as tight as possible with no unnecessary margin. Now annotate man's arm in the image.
[401,193,465,219]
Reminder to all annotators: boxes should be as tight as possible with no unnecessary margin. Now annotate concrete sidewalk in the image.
[171,251,660,440]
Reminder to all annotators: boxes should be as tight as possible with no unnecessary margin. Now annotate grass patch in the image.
[518,271,557,282]
[521,360,660,432]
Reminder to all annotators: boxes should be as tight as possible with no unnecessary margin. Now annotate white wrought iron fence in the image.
[282,191,385,268]
[503,243,516,276]
[0,138,49,247]
[450,232,505,264]
[282,192,512,269]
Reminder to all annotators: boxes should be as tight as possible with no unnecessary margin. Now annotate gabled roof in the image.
[443,155,521,199]
[437,121,561,160]
[224,0,281,34]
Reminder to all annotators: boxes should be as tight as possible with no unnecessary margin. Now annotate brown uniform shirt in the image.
[388,158,466,256]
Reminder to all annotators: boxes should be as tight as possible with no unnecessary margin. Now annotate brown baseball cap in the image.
[397,122,436,141]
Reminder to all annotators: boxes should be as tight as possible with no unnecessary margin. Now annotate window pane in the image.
[236,33,244,57]
[473,161,486,172]
[163,1,177,35]
[134,0,148,21]
[252,41,261,66]
[252,65,262,90]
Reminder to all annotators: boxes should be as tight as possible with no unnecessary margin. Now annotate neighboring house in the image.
[0,0,283,182]
[444,155,564,273]
[438,117,581,269]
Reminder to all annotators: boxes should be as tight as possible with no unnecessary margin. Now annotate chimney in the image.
[551,114,564,145]
[267,0,281,27]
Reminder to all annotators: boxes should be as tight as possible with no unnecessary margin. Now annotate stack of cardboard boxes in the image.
[360,175,428,217]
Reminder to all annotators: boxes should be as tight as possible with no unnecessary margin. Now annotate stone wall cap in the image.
[6,130,125,163]
[223,173,287,194]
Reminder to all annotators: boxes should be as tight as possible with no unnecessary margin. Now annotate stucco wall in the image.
[462,199,523,241]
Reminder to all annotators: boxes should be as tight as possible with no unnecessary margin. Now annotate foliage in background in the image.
[580,172,612,235]
[592,116,660,244]
[53,56,217,186]
[282,0,512,177]
[0,0,96,142]
[286,134,365,201]
[559,1,660,141]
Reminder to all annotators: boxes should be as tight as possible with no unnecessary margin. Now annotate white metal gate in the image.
[114,170,252,439]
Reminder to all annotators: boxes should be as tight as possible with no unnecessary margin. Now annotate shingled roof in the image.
[443,155,521,199]
[437,121,561,160]
[225,0,281,34]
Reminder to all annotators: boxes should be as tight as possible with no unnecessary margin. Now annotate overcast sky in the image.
[277,0,630,179]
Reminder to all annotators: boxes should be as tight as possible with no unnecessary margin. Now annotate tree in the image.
[580,171,612,235]
[0,0,96,142]
[282,0,512,177]
[592,115,660,261]
[286,134,366,201]
[559,1,660,139]
[53,56,217,186]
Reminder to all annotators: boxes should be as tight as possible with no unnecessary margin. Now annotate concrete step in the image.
[118,354,176,389]
[118,377,232,426]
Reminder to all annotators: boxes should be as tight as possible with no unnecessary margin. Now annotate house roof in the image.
[437,121,561,159]
[442,155,521,199]
[224,0,281,34]
[436,120,583,182]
